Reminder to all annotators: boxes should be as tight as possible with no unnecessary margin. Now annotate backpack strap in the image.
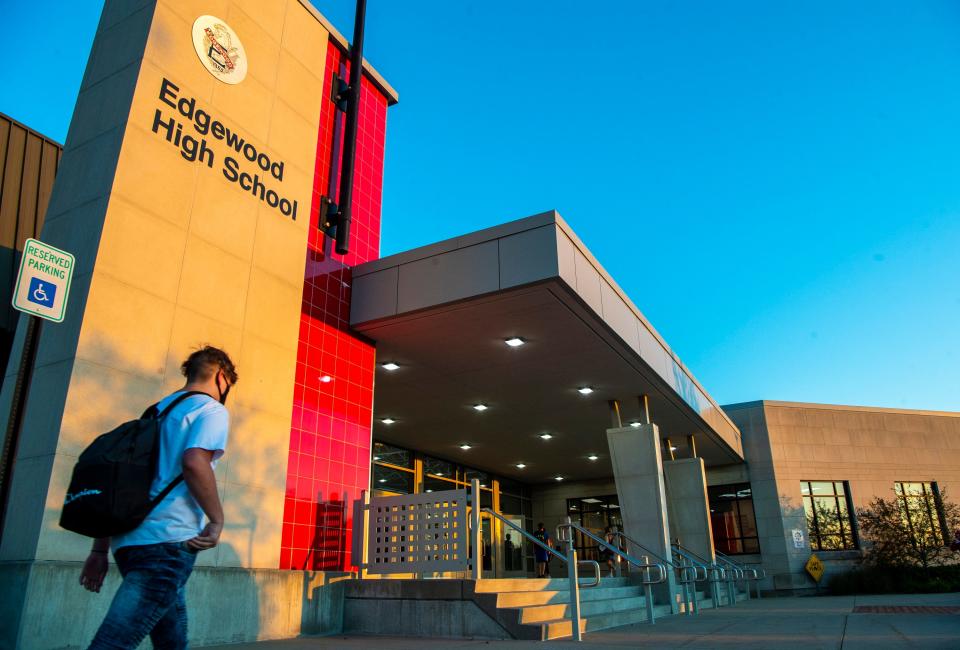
[156,390,211,419]
[139,390,211,420]
[148,390,215,508]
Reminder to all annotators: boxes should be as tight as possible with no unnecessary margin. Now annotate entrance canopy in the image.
[350,211,743,483]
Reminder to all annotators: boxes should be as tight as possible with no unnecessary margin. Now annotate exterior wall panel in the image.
[280,42,388,572]
[724,401,960,592]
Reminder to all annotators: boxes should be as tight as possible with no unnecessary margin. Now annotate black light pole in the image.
[332,0,367,255]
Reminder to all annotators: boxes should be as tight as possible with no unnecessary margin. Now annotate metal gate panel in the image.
[366,488,469,573]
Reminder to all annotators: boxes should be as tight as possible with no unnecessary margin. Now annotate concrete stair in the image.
[472,577,675,640]
[343,577,752,641]
[473,577,751,640]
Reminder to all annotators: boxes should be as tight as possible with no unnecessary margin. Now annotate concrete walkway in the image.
[208,592,960,649]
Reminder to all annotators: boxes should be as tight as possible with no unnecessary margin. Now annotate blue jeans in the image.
[88,542,198,649]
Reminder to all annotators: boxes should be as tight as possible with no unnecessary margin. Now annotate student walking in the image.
[533,522,553,578]
[78,347,237,649]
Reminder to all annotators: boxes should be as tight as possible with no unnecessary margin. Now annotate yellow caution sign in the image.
[805,554,824,582]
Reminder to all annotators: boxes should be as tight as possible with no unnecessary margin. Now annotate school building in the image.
[0,1,957,647]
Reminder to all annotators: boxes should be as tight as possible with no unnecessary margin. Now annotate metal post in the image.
[360,489,370,579]
[641,555,656,624]
[567,546,582,642]
[638,394,651,424]
[0,315,42,538]
[690,557,700,614]
[665,438,676,461]
[728,573,736,606]
[470,478,481,580]
[686,434,697,458]
[680,558,690,616]
[608,399,622,429]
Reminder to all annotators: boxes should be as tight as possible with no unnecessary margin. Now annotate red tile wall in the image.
[280,42,388,571]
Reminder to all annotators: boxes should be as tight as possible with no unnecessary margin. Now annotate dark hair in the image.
[181,346,238,385]
[537,522,544,528]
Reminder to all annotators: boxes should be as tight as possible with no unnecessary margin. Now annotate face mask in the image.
[216,371,231,405]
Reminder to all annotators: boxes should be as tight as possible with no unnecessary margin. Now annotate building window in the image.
[371,442,414,496]
[567,496,622,561]
[801,481,857,551]
[895,482,945,546]
[708,483,760,554]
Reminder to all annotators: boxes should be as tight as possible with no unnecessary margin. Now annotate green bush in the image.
[828,565,960,595]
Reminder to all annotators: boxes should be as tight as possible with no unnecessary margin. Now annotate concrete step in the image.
[496,585,643,608]
[474,576,629,593]
[514,594,649,624]
[537,603,675,639]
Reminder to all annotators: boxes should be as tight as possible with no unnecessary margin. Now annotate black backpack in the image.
[59,391,210,538]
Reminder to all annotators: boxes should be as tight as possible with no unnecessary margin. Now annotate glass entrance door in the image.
[480,512,496,578]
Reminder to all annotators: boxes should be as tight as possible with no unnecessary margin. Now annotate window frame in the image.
[894,481,946,547]
[801,480,858,551]
[707,482,761,555]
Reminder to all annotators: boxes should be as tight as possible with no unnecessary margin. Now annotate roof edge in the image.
[723,399,960,418]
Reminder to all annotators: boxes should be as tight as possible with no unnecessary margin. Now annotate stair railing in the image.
[614,529,705,615]
[670,542,732,607]
[558,518,668,625]
[714,549,766,599]
[474,492,599,642]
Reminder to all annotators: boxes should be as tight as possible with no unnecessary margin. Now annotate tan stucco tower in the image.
[0,1,340,646]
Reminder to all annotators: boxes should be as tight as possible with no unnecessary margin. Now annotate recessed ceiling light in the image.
[539,433,553,440]
[373,455,380,461]
[587,454,599,461]
[381,362,400,371]
[425,489,433,493]
[555,476,564,482]
[380,417,396,425]
[459,443,472,451]
[504,337,525,347]
[435,472,444,477]
[630,421,642,428]
[515,463,527,469]
[472,403,489,412]
[669,446,678,452]
[319,375,333,383]
[577,386,594,395]
[378,478,387,483]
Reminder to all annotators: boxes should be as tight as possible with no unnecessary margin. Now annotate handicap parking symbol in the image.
[27,277,56,308]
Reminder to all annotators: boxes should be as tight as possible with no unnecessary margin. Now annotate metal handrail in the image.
[616,530,708,616]
[669,545,711,582]
[479,508,601,585]
[559,522,667,585]
[478,506,599,643]
[670,542,726,580]
[559,519,668,625]
[715,549,765,580]
[615,530,704,584]
[670,541,740,607]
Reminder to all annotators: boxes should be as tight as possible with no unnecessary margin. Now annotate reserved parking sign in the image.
[12,238,75,323]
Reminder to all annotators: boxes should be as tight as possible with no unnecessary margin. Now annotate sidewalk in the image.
[207,592,960,649]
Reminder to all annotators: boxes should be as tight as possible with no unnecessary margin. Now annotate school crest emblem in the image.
[191,16,247,84]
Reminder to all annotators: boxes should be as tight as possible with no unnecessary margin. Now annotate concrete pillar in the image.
[606,424,678,611]
[663,457,715,564]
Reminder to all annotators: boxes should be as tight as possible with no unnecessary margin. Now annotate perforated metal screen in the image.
[366,488,469,573]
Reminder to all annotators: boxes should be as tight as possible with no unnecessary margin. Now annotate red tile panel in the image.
[280,42,388,572]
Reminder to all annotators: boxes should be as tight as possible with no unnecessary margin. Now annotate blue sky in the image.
[1,1,957,411]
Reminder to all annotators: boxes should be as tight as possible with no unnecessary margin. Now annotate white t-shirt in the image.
[112,391,229,550]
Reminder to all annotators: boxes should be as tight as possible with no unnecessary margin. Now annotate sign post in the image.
[0,238,76,536]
